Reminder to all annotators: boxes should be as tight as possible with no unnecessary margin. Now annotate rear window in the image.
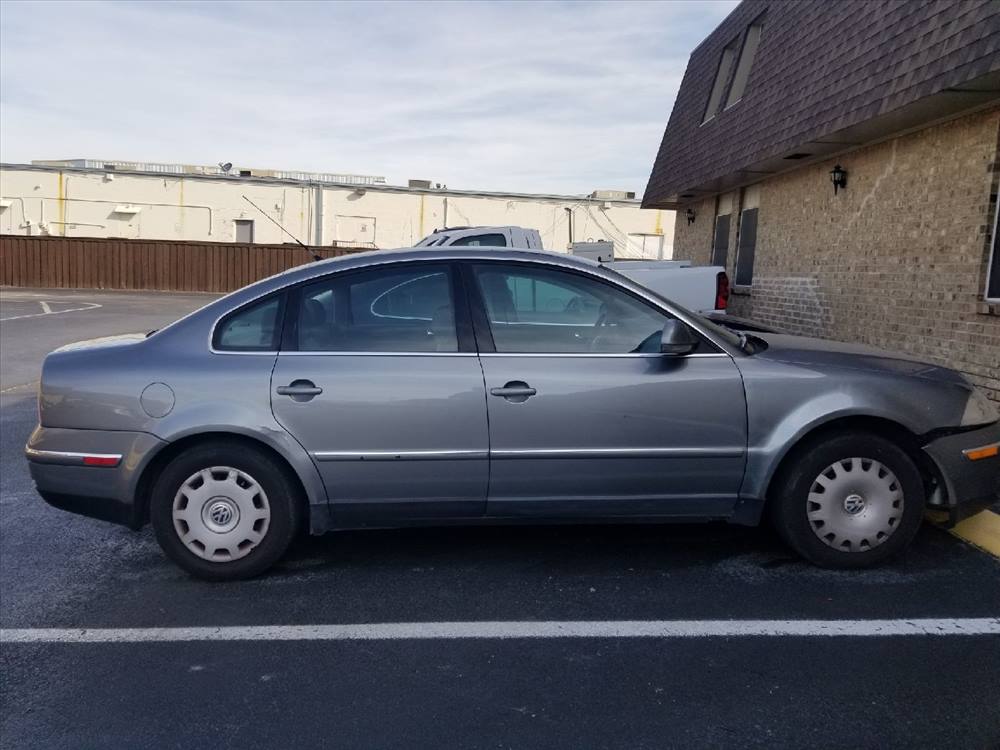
[213,296,282,351]
[450,233,507,247]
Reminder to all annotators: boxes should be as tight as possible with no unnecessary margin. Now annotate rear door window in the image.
[296,265,457,352]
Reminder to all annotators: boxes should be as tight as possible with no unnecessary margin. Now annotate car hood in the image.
[52,332,147,354]
[750,333,968,386]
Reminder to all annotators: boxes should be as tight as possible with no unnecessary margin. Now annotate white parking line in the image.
[0,300,102,321]
[2,618,999,643]
[0,301,102,322]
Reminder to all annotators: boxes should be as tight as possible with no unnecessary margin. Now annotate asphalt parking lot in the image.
[1,288,999,749]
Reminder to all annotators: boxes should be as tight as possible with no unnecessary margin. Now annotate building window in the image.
[703,18,764,122]
[626,233,666,260]
[712,215,730,267]
[734,186,759,286]
[987,195,1000,302]
[234,219,254,244]
[711,193,734,267]
[702,40,738,123]
[735,210,758,286]
[725,22,763,108]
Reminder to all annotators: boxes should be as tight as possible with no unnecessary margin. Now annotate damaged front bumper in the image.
[922,421,1000,524]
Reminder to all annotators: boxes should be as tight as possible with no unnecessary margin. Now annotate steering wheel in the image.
[588,304,611,352]
[564,295,584,315]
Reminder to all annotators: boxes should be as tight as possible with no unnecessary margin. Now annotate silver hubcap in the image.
[172,466,270,562]
[807,457,904,552]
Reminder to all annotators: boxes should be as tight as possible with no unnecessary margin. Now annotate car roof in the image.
[324,245,598,269]
[259,246,599,289]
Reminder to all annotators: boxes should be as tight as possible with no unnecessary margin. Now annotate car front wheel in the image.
[769,432,926,568]
[151,442,301,581]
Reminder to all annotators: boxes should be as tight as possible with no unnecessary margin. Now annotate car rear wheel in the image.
[151,442,301,580]
[769,432,925,568]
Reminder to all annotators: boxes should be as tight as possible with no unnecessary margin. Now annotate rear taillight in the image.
[83,456,120,467]
[715,272,730,311]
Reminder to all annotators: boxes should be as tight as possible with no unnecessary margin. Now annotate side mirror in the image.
[660,319,698,355]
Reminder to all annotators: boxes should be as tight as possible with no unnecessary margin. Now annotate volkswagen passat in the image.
[26,249,1000,579]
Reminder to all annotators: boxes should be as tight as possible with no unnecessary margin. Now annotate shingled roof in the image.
[643,0,1000,209]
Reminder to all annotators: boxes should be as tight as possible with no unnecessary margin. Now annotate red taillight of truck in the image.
[715,272,730,311]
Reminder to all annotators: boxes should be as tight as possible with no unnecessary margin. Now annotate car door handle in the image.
[276,380,323,401]
[490,381,536,402]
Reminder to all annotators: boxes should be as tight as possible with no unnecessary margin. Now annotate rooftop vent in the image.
[590,190,635,201]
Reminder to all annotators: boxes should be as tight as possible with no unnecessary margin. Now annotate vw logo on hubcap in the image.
[202,497,239,532]
[210,502,233,526]
[843,493,866,515]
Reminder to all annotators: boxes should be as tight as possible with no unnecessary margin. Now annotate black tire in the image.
[151,441,302,581]
[768,432,925,568]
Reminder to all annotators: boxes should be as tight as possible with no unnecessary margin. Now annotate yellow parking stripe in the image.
[946,510,1000,559]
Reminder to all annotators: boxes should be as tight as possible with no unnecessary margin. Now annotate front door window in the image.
[473,264,670,354]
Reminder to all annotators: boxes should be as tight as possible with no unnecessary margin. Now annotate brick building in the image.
[643,0,1000,400]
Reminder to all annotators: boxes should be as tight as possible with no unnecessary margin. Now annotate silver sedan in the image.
[26,248,1000,579]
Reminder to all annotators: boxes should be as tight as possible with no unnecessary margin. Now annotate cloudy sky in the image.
[0,0,736,195]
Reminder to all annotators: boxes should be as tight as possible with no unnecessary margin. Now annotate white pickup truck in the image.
[415,225,731,315]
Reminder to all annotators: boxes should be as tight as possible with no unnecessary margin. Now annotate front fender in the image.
[734,356,970,517]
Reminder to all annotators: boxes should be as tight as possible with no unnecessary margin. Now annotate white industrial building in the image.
[0,160,674,259]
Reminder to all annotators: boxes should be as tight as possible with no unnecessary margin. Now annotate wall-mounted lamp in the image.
[830,164,848,195]
[685,208,697,225]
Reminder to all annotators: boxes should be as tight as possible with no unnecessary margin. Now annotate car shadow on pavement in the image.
[269,519,972,582]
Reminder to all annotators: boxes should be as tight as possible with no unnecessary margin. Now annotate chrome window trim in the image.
[278,351,478,358]
[269,352,723,358]
[478,352,729,359]
[209,349,279,356]
[210,350,728,359]
[490,320,603,327]
[203,252,743,357]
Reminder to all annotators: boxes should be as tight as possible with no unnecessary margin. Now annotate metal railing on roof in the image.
[30,160,387,186]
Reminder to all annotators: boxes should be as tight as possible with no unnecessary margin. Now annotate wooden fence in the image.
[0,235,363,293]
